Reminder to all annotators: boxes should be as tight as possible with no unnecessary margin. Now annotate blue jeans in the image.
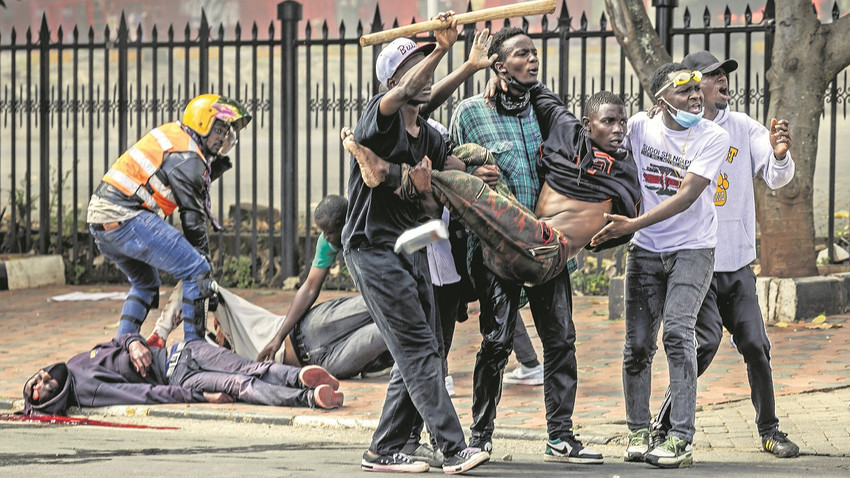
[170,341,310,407]
[90,210,210,341]
[345,244,466,457]
[623,245,714,443]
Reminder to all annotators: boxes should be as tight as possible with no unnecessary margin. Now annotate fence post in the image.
[762,0,775,121]
[38,15,49,254]
[199,11,210,94]
[370,5,383,96]
[652,0,678,53]
[462,1,476,97]
[278,0,302,279]
[117,13,128,154]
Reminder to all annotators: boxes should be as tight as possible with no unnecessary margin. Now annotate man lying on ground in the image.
[341,87,641,286]
[148,195,393,380]
[22,333,343,416]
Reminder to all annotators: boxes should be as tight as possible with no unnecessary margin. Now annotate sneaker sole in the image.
[502,378,544,386]
[313,384,344,409]
[623,450,647,462]
[299,365,340,390]
[443,452,490,474]
[645,454,693,468]
[361,461,430,473]
[543,453,604,464]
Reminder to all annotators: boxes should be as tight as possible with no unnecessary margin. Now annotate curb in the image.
[0,254,65,290]
[0,396,614,444]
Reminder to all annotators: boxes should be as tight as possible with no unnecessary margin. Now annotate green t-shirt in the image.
[312,232,341,269]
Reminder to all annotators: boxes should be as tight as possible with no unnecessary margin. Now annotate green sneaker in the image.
[645,435,693,469]
[624,428,649,462]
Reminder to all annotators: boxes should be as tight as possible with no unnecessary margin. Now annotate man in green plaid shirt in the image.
[448,27,603,464]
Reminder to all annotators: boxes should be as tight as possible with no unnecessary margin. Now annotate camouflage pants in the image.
[425,144,569,287]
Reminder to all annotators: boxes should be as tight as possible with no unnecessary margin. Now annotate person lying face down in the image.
[22,333,343,416]
[340,89,641,286]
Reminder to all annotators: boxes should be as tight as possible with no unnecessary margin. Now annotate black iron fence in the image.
[0,0,847,285]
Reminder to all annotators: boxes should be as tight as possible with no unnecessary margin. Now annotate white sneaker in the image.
[445,375,456,396]
[503,364,544,385]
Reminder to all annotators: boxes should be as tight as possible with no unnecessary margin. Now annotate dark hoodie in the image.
[23,334,204,415]
[529,83,642,252]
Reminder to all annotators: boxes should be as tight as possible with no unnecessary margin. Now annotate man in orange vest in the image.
[87,94,251,344]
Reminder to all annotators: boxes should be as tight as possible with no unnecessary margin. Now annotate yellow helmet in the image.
[182,94,252,137]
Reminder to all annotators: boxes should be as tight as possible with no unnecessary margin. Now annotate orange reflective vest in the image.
[102,122,204,216]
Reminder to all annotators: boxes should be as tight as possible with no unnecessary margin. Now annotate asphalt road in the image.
[2,415,849,477]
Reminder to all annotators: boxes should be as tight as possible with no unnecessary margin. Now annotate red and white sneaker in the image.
[299,365,339,391]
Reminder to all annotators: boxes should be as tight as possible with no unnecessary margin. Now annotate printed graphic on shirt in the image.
[643,164,682,197]
[584,150,615,175]
[726,146,739,164]
[714,171,730,206]
[640,142,691,170]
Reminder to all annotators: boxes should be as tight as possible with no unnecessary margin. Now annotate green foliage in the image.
[571,269,610,296]
[218,256,256,289]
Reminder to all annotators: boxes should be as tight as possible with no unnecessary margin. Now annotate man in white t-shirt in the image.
[649,51,799,458]
[590,62,730,469]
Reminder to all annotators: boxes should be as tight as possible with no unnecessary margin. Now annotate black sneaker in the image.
[761,431,800,458]
[543,436,604,464]
[361,451,430,473]
[468,436,493,453]
[442,447,490,475]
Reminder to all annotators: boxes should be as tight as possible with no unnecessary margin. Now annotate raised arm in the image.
[529,83,580,142]
[379,17,457,117]
[421,28,497,116]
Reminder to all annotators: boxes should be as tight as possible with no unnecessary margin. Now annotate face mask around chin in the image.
[662,99,704,128]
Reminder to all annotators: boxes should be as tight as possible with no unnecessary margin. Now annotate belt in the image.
[90,221,124,232]
[166,342,186,379]
[289,321,310,366]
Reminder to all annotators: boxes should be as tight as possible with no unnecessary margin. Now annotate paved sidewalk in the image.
[1,285,848,456]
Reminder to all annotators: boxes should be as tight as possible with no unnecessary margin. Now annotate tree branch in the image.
[824,14,850,77]
[604,0,671,95]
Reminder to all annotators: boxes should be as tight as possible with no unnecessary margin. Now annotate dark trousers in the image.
[656,266,778,435]
[469,246,577,442]
[345,244,466,456]
[171,341,309,407]
[435,281,464,377]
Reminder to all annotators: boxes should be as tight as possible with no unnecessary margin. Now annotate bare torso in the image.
[282,335,302,367]
[534,182,612,258]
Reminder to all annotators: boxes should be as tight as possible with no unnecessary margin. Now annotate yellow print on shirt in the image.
[714,172,730,206]
[726,146,739,163]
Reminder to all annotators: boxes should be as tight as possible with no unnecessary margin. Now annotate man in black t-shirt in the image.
[344,15,490,476]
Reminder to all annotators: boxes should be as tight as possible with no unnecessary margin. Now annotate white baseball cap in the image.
[376,38,436,88]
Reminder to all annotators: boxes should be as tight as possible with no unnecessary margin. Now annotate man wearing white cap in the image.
[342,13,492,475]
[650,50,799,459]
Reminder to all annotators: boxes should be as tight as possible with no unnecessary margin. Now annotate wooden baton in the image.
[359,0,557,47]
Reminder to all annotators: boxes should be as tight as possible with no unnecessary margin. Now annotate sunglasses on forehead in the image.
[656,70,703,95]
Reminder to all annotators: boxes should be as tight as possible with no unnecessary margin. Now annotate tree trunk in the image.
[758,1,850,277]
